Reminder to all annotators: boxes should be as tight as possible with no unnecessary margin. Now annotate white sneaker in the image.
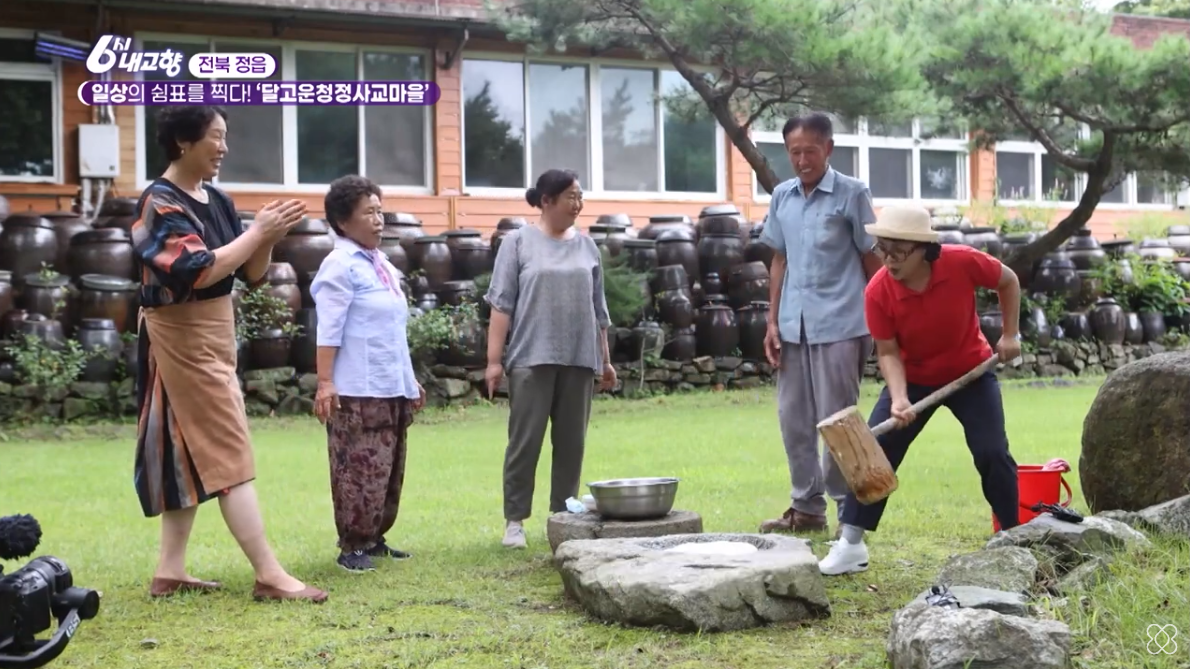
[818,538,869,575]
[502,521,526,549]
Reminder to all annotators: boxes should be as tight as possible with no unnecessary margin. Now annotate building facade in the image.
[1,0,1186,239]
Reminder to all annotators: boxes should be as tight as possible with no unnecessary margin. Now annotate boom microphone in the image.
[0,515,42,562]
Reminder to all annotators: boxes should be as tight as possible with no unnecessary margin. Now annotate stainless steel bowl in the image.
[587,477,679,520]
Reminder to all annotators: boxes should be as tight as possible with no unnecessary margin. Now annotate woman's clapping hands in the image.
[253,199,306,242]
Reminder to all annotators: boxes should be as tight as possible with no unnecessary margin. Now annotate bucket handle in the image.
[1020,474,1073,511]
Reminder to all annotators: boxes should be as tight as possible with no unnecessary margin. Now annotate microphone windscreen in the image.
[0,514,42,561]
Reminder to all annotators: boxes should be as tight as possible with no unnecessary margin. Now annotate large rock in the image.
[1101,494,1190,540]
[546,510,703,553]
[887,602,1071,669]
[985,514,1149,567]
[1080,351,1190,513]
[554,533,830,633]
[936,546,1038,594]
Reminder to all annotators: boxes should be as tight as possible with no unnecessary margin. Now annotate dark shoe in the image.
[252,581,328,603]
[337,550,376,572]
[367,541,412,559]
[149,577,223,598]
[759,508,829,534]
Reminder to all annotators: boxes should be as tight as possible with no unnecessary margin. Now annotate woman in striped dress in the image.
[131,105,326,603]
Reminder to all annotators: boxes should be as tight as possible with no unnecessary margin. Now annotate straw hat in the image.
[864,204,940,243]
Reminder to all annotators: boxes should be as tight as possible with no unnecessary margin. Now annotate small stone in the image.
[714,371,734,385]
[715,356,743,371]
[437,378,471,398]
[244,379,279,405]
[643,368,669,382]
[244,400,272,416]
[0,382,11,395]
[1054,556,1111,595]
[740,361,756,375]
[275,394,314,416]
[758,362,773,375]
[680,365,697,375]
[663,360,683,371]
[675,382,696,393]
[298,373,319,394]
[430,364,468,379]
[730,377,763,390]
[684,373,711,384]
[467,368,486,383]
[241,367,295,383]
[692,356,716,373]
[62,397,98,421]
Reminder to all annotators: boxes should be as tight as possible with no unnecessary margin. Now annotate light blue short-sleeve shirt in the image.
[759,168,878,346]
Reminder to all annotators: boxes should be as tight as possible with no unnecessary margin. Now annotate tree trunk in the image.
[1002,167,1109,279]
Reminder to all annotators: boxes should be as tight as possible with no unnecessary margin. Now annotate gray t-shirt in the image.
[484,225,611,373]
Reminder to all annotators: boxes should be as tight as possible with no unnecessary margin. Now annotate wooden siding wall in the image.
[0,2,1186,241]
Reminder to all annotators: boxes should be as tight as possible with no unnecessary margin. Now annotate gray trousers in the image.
[776,328,871,519]
[503,364,596,521]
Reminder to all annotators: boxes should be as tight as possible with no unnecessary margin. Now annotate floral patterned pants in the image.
[326,396,413,552]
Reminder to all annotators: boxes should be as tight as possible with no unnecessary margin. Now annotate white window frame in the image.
[133,32,434,194]
[459,52,726,202]
[0,28,64,184]
[994,125,1174,211]
[752,118,969,207]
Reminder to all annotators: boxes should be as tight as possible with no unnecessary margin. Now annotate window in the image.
[994,124,1172,207]
[751,116,967,202]
[0,30,60,182]
[461,57,722,197]
[137,35,432,190]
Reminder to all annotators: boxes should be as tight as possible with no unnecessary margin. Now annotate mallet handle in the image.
[871,355,1001,438]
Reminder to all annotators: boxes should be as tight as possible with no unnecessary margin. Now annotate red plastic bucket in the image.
[992,459,1073,532]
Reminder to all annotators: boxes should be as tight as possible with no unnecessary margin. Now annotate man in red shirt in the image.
[818,204,1024,576]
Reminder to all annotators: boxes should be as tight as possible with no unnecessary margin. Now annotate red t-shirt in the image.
[865,245,1002,386]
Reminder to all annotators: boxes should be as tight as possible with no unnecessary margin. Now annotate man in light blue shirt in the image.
[757,112,882,537]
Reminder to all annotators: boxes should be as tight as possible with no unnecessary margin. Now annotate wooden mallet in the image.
[816,354,1004,505]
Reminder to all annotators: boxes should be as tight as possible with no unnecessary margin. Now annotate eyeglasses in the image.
[873,242,920,262]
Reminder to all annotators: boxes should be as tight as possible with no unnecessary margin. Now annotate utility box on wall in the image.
[78,124,120,178]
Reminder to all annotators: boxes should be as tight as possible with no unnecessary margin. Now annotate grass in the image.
[2,379,1188,669]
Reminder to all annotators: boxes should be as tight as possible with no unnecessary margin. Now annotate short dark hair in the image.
[782,112,834,142]
[324,175,382,235]
[525,168,580,208]
[155,106,227,162]
[923,242,942,262]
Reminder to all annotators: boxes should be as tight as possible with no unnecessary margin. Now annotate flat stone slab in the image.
[554,533,830,633]
[546,509,703,553]
[911,586,1031,617]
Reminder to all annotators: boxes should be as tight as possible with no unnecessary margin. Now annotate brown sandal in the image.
[252,581,328,603]
[149,577,223,598]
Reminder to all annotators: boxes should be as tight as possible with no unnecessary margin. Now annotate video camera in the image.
[0,515,100,669]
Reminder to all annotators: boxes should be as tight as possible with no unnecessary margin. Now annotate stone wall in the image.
[1,339,1184,422]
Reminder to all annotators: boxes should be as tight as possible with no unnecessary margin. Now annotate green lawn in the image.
[3,379,1187,669]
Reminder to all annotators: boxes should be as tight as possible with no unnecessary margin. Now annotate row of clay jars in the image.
[0,272,140,338]
[658,299,770,362]
[0,213,89,280]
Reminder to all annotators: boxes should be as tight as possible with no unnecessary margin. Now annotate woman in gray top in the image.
[484,168,617,549]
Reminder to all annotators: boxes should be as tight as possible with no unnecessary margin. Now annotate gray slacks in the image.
[503,364,596,521]
[776,327,871,519]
